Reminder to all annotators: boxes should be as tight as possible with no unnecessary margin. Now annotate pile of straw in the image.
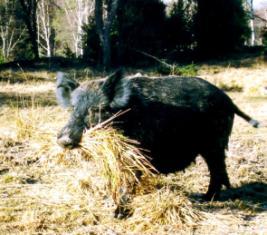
[80,116,157,202]
[10,109,202,233]
[73,111,203,228]
[125,187,203,232]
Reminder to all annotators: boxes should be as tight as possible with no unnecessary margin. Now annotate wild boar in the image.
[56,70,259,200]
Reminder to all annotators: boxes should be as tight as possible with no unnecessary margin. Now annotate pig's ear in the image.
[102,69,131,109]
[56,72,79,108]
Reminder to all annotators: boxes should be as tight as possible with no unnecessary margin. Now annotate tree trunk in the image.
[18,0,39,59]
[249,0,255,46]
[30,28,39,59]
[95,0,119,70]
[102,32,111,70]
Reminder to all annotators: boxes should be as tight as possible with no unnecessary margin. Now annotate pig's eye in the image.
[89,107,101,112]
[86,107,103,128]
[88,104,107,113]
[64,87,69,92]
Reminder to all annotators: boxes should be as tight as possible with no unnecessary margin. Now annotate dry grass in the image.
[0,63,266,234]
[199,62,267,97]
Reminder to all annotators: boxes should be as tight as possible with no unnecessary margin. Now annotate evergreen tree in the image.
[117,0,166,65]
[194,0,250,58]
[164,0,196,60]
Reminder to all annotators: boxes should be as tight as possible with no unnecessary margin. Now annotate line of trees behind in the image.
[0,0,266,68]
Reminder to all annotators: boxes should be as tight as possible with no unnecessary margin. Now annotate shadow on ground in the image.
[0,91,57,107]
[191,182,267,213]
[220,182,267,202]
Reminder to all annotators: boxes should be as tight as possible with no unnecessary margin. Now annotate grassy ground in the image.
[0,59,266,234]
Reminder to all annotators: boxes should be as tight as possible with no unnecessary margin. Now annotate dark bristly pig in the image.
[56,70,260,200]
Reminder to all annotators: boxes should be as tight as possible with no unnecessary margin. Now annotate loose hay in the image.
[79,113,158,202]
[53,111,204,229]
[125,187,203,232]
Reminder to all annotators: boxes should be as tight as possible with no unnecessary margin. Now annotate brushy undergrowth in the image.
[157,63,199,76]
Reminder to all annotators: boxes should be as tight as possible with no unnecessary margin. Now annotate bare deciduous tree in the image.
[249,0,255,46]
[60,0,94,57]
[244,0,256,46]
[37,0,55,57]
[0,0,26,60]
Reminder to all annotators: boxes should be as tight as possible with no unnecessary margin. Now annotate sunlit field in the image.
[0,59,266,234]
